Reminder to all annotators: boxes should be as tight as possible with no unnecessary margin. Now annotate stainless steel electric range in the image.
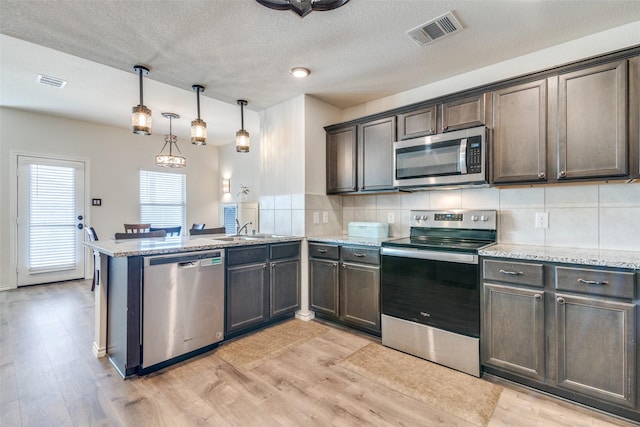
[380,209,497,377]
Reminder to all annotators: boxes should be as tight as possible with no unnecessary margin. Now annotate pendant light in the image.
[236,100,250,153]
[131,65,152,135]
[155,113,186,168]
[191,84,207,145]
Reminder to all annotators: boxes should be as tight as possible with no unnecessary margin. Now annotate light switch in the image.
[313,212,320,224]
[388,212,395,223]
[322,211,329,223]
[535,212,548,229]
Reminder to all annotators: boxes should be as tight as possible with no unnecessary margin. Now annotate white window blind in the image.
[29,164,77,271]
[140,170,186,231]
[223,204,237,234]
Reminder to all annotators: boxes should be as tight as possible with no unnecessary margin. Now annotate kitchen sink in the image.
[213,234,285,242]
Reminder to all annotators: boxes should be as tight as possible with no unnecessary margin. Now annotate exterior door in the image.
[17,155,86,286]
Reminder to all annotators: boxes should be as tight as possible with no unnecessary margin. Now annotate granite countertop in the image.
[480,244,640,270]
[307,235,404,247]
[85,234,303,257]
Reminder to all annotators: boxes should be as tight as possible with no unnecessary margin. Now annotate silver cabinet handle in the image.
[353,253,366,257]
[557,297,565,304]
[577,278,609,286]
[538,172,546,179]
[534,294,542,301]
[499,269,523,276]
[263,264,268,269]
[271,263,276,269]
[559,170,567,178]
[332,262,338,268]
[317,249,328,253]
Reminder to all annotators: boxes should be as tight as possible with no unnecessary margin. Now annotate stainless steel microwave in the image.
[393,126,488,188]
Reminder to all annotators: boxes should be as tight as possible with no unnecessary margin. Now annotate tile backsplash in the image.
[260,183,640,251]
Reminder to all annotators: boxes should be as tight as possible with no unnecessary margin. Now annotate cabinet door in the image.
[226,262,269,334]
[441,93,489,132]
[482,283,545,381]
[340,262,380,332]
[358,116,396,192]
[557,60,628,180]
[309,258,339,317]
[397,106,437,140]
[326,126,357,194]
[492,80,548,183]
[270,258,300,317]
[555,292,636,408]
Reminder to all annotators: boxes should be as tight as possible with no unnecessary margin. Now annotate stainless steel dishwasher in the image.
[142,250,225,369]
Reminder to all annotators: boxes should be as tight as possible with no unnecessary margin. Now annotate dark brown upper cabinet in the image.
[441,93,490,133]
[358,116,396,192]
[555,60,628,180]
[326,125,357,194]
[397,106,437,140]
[491,79,549,184]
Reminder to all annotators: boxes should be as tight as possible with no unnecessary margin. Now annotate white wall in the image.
[0,107,220,289]
[217,138,261,209]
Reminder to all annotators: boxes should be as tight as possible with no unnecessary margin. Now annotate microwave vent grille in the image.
[406,12,463,47]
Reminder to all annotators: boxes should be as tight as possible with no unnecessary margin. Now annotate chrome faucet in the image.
[236,219,252,235]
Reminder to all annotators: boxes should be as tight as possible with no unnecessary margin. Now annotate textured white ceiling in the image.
[1,0,640,145]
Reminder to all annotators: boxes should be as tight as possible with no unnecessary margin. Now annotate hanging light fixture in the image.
[256,0,350,18]
[155,113,186,168]
[191,84,207,145]
[236,100,250,153]
[131,65,152,135]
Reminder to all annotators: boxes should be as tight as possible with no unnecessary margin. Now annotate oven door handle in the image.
[381,247,478,264]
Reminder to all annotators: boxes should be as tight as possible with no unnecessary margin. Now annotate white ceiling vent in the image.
[37,74,67,89]
[406,12,463,47]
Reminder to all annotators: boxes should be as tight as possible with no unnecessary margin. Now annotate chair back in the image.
[189,226,226,236]
[115,230,166,240]
[124,223,151,233]
[86,226,98,241]
[191,223,206,230]
[150,226,181,236]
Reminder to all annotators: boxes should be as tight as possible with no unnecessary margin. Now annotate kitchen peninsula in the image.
[85,234,303,377]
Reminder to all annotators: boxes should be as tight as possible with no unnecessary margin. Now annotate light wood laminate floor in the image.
[0,280,636,427]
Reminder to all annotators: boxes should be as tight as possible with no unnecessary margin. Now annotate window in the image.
[140,170,186,231]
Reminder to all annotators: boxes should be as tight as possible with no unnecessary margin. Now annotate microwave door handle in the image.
[459,138,467,174]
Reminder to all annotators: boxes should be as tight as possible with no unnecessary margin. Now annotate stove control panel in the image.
[410,210,497,230]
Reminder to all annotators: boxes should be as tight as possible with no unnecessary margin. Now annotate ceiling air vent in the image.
[406,12,463,47]
[37,74,67,89]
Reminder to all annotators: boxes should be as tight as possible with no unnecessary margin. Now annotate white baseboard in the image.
[92,341,106,358]
[295,310,316,321]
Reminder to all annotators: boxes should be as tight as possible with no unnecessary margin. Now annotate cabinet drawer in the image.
[555,266,635,299]
[226,245,269,266]
[270,242,300,260]
[341,246,380,265]
[309,243,339,260]
[483,260,544,287]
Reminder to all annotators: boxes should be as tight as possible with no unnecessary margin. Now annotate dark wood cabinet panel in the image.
[491,80,548,183]
[482,283,545,381]
[226,262,270,334]
[397,106,437,140]
[358,116,396,192]
[630,56,640,179]
[326,126,357,194]
[557,60,628,180]
[441,93,489,132]
[340,262,380,332]
[270,258,300,317]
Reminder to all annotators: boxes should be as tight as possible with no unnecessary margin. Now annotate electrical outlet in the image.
[535,212,549,229]
[322,211,329,223]
[388,212,395,223]
[313,212,320,224]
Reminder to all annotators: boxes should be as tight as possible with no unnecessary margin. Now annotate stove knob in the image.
[421,215,428,220]
[470,215,479,222]
[480,215,489,222]
[414,215,421,221]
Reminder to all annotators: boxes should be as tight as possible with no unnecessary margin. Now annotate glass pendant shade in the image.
[132,65,152,135]
[132,104,152,135]
[235,99,250,153]
[191,118,207,145]
[156,113,186,168]
[236,129,250,153]
[191,84,207,145]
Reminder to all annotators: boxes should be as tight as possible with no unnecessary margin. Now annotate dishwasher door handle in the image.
[178,261,199,268]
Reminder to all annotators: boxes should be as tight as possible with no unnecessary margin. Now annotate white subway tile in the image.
[430,189,462,209]
[599,183,640,207]
[545,207,598,248]
[461,187,500,209]
[600,207,640,251]
[499,187,544,209]
[545,185,598,208]
[498,209,545,246]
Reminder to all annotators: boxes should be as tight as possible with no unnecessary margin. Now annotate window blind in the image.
[29,164,76,271]
[140,170,186,231]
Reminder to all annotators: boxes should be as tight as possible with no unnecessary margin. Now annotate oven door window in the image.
[381,255,479,337]
[395,139,462,179]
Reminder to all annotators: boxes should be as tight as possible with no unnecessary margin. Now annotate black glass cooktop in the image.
[382,236,495,254]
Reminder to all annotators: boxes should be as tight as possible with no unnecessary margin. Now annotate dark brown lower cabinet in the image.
[226,242,300,338]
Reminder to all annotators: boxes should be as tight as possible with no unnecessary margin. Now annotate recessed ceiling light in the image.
[290,67,310,78]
